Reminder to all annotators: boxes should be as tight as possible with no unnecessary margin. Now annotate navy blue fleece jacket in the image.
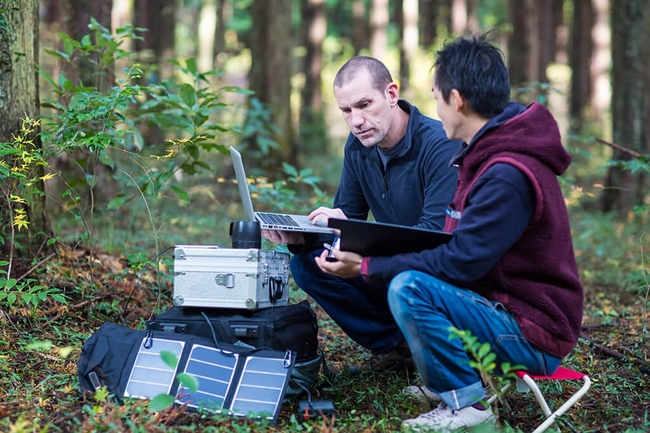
[293,100,460,251]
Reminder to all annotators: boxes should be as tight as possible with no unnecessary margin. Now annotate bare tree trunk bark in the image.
[352,0,369,55]
[508,0,526,88]
[299,0,327,156]
[419,0,435,48]
[570,0,595,126]
[591,0,610,124]
[450,0,467,35]
[198,0,217,72]
[214,0,231,71]
[63,0,114,90]
[603,0,650,214]
[0,0,50,258]
[400,0,419,91]
[249,0,295,168]
[370,0,388,59]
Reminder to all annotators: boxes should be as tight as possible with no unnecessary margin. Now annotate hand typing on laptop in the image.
[261,207,346,244]
[307,206,347,227]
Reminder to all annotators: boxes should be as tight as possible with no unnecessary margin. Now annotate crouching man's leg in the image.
[291,251,413,371]
[388,270,560,432]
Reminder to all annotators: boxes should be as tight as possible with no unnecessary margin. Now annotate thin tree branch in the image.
[16,252,56,282]
[580,331,650,367]
[595,137,643,159]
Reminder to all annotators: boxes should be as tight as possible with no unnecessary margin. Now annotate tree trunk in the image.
[369,0,388,59]
[602,0,650,214]
[249,0,295,168]
[352,0,369,55]
[0,0,50,258]
[399,0,419,92]
[450,0,467,35]
[508,0,560,99]
[466,0,478,31]
[214,0,231,71]
[569,0,595,126]
[419,0,435,48]
[198,0,217,72]
[591,0,610,124]
[508,0,526,88]
[134,0,176,81]
[62,0,113,90]
[299,0,328,156]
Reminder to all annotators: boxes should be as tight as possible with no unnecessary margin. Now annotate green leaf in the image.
[5,278,17,290]
[22,293,32,305]
[179,84,197,108]
[185,58,198,74]
[160,350,178,368]
[107,195,128,209]
[477,342,491,359]
[51,294,67,303]
[63,38,74,57]
[26,341,54,351]
[170,185,190,203]
[7,292,16,305]
[282,163,298,177]
[148,394,175,412]
[177,373,200,392]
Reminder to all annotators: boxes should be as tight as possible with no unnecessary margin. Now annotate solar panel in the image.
[124,338,184,399]
[123,335,293,423]
[177,345,292,422]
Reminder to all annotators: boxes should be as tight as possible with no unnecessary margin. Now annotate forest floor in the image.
[1,242,649,432]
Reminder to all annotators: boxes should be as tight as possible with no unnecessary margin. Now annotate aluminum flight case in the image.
[172,245,290,310]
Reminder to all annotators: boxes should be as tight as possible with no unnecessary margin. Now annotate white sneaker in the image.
[401,403,495,432]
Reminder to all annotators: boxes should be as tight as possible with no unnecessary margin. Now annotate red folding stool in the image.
[487,366,591,433]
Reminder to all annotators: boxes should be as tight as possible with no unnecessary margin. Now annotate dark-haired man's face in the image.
[432,83,461,141]
[334,69,397,148]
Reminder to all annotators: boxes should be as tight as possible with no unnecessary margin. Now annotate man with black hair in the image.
[263,56,460,372]
[316,35,584,431]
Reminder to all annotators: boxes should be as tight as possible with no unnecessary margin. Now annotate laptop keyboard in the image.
[257,212,300,227]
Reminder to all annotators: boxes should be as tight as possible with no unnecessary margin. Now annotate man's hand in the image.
[315,248,363,279]
[261,230,305,245]
[308,207,347,227]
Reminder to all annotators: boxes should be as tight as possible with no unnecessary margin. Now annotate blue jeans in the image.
[388,270,561,410]
[291,250,405,353]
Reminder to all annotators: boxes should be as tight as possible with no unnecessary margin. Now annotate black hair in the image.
[434,33,510,118]
[334,56,393,92]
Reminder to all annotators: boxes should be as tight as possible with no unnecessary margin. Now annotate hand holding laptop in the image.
[261,229,305,245]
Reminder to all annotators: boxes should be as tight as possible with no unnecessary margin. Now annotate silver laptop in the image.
[229,146,334,234]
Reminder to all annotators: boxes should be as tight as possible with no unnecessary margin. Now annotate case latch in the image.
[215,273,235,288]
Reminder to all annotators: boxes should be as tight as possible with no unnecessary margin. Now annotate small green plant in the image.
[448,326,526,411]
[0,117,53,276]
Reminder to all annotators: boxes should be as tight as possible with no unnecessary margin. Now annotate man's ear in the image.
[386,82,400,106]
[449,89,465,112]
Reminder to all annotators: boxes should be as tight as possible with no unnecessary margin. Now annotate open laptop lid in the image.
[230,146,257,221]
[328,218,452,256]
[229,146,333,234]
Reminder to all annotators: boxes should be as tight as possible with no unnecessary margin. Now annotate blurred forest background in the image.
[1,1,650,432]
[1,0,649,274]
